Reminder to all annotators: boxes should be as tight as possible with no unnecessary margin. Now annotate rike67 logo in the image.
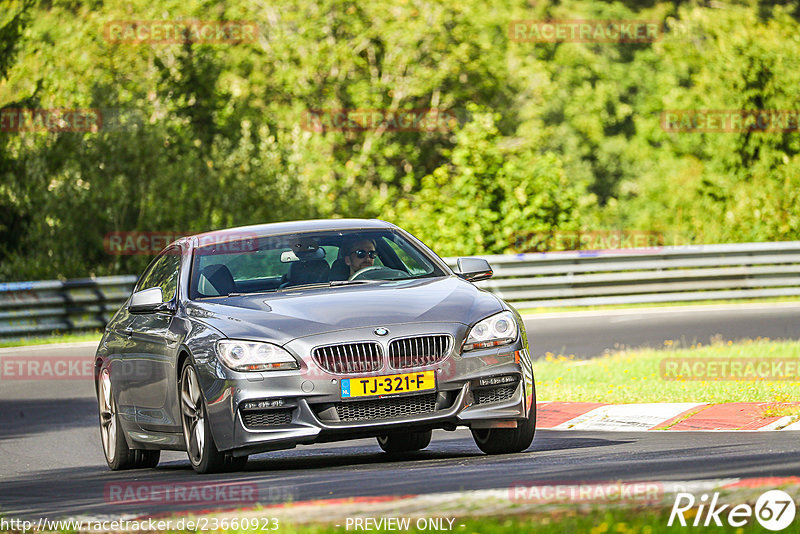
[669,490,796,530]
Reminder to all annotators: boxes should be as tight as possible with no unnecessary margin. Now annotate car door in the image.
[104,305,139,417]
[126,247,183,432]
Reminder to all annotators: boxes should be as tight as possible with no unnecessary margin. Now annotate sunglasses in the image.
[351,249,378,259]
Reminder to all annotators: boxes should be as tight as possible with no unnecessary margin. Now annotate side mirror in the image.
[455,257,493,282]
[129,287,172,314]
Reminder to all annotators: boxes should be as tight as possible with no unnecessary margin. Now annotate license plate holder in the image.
[340,370,436,399]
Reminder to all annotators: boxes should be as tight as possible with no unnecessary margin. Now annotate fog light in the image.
[242,399,286,410]
[477,375,518,387]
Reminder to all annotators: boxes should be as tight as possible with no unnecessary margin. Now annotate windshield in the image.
[189,229,447,299]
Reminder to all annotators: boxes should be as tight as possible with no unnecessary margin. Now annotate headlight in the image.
[463,311,518,351]
[216,340,299,372]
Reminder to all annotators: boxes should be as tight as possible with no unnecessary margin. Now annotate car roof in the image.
[182,219,398,248]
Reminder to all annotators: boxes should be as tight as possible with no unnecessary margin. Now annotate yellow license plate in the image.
[341,370,436,398]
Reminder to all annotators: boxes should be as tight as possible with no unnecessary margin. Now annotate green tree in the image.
[384,108,584,256]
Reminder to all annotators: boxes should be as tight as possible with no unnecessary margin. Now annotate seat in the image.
[329,258,350,281]
[281,259,330,287]
[199,264,237,296]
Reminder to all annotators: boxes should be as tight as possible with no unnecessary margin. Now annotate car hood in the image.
[184,276,503,344]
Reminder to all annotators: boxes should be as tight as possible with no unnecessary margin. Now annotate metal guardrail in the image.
[445,241,800,308]
[2,241,800,337]
[0,276,137,337]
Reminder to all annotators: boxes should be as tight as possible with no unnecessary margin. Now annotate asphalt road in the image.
[527,302,800,358]
[2,428,799,520]
[1,303,799,520]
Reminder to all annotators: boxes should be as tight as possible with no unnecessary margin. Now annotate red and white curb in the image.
[536,402,800,431]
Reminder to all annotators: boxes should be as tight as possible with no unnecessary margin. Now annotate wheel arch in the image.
[177,346,192,379]
[94,357,104,395]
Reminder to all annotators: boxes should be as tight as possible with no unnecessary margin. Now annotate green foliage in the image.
[0,0,34,82]
[384,107,583,256]
[603,3,800,245]
[1,0,799,280]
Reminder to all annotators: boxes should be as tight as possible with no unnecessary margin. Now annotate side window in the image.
[384,238,431,275]
[137,249,181,302]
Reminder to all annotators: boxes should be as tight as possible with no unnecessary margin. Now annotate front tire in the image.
[377,429,432,453]
[98,367,160,470]
[471,389,536,455]
[180,361,247,474]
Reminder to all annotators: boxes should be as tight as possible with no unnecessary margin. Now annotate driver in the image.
[344,238,378,277]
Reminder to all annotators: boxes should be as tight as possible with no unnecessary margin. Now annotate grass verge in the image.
[517,295,800,315]
[535,338,800,404]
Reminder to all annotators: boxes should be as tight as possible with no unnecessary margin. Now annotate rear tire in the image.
[180,360,247,473]
[377,429,432,453]
[98,367,161,470]
[471,387,536,455]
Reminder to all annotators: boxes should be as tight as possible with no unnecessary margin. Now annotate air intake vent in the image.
[334,393,438,422]
[474,384,517,405]
[388,335,450,369]
[241,409,293,428]
[312,342,383,374]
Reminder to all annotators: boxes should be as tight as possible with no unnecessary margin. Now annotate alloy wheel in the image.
[181,364,205,465]
[98,368,117,463]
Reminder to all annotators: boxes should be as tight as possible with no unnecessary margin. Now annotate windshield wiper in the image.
[329,279,375,286]
[225,289,278,297]
[279,282,332,291]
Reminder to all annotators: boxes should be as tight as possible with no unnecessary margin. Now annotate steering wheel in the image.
[348,266,385,281]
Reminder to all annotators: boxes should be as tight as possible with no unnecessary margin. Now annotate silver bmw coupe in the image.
[95,219,535,473]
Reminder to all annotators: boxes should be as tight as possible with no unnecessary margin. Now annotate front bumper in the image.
[198,322,533,455]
